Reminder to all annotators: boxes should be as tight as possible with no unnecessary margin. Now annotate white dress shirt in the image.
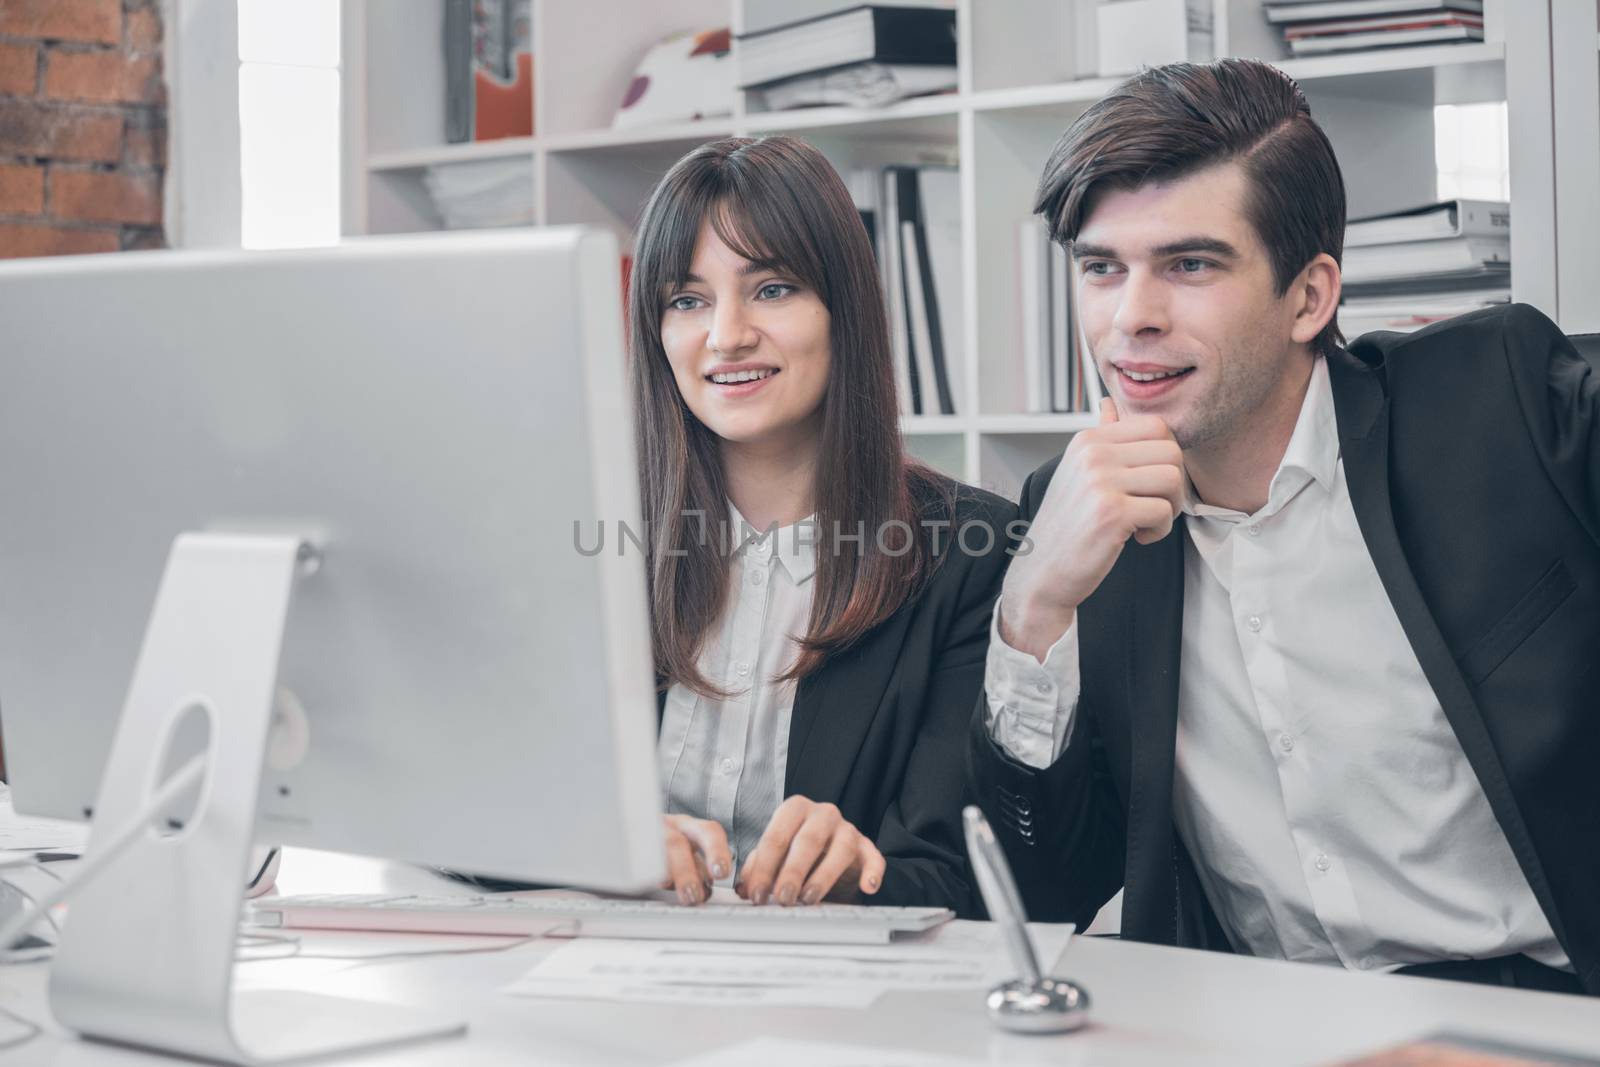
[985,357,1569,973]
[657,507,816,879]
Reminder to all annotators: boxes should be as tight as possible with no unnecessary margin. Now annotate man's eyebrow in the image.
[1151,237,1240,259]
[1070,237,1242,261]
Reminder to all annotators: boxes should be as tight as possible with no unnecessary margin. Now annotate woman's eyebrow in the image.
[679,260,786,285]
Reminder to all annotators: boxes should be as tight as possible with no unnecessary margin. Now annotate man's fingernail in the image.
[866,875,880,891]
[777,885,796,906]
[678,885,693,905]
[754,887,769,905]
[712,862,729,879]
[801,886,822,905]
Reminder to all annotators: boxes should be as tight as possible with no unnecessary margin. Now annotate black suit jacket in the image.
[970,304,1600,993]
[660,481,1017,917]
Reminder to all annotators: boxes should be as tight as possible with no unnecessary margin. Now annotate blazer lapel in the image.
[1117,523,1186,944]
[1328,347,1562,940]
[784,607,914,800]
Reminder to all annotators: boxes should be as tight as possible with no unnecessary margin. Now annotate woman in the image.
[629,135,1016,917]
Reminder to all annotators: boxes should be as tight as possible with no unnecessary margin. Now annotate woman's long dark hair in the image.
[628,135,949,697]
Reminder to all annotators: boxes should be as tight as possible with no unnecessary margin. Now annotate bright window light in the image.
[238,0,341,250]
[1435,102,1510,202]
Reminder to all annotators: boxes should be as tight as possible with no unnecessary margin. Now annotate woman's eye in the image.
[667,295,703,312]
[756,283,794,300]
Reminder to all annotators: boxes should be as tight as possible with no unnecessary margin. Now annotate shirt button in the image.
[720,757,735,776]
[749,569,765,586]
[1035,680,1052,695]
[1246,615,1263,633]
[1278,734,1294,753]
[1314,853,1331,872]
[735,661,750,677]
[1248,524,1262,537]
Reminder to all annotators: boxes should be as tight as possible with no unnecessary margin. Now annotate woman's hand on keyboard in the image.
[735,796,886,907]
[661,814,733,906]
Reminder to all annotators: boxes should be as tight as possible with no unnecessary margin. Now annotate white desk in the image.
[3,848,1598,1066]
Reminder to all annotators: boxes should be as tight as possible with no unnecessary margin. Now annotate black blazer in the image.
[660,480,1017,917]
[969,304,1600,993]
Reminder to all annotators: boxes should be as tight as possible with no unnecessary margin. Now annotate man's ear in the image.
[1289,253,1341,346]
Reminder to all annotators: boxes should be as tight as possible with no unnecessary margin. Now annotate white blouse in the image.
[657,507,817,880]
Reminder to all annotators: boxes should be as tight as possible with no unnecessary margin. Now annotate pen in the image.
[963,805,1043,985]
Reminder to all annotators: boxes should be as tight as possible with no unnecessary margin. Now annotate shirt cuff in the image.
[983,598,1080,770]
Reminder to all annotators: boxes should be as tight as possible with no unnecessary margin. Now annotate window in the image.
[237,0,341,249]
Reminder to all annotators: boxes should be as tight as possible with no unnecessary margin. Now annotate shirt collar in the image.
[728,502,817,584]
[1181,356,1339,522]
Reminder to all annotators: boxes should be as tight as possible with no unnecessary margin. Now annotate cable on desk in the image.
[287,935,540,964]
[0,753,207,964]
[0,1000,41,1051]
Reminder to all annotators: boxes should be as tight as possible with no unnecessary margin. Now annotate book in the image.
[901,220,943,415]
[879,169,916,415]
[1283,12,1483,39]
[1342,235,1509,283]
[894,165,956,416]
[1265,0,1481,23]
[1340,288,1509,337]
[752,62,956,111]
[917,167,962,416]
[1288,21,1483,54]
[1018,218,1051,413]
[444,0,533,143]
[737,5,957,90]
[1049,240,1072,412]
[1341,261,1508,298]
[1345,199,1508,247]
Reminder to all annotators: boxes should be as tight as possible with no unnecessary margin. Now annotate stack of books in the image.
[738,5,957,111]
[1262,1,1484,56]
[850,165,961,416]
[1016,217,1103,415]
[1340,199,1510,337]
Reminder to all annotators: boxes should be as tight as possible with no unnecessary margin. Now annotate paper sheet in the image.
[666,1037,1057,1067]
[501,919,1076,1009]
[0,784,88,856]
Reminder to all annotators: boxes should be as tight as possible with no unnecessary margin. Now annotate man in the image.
[973,58,1597,996]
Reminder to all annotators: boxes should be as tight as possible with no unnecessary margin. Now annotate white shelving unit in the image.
[342,0,1575,500]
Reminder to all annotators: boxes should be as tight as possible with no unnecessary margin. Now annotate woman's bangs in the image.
[708,195,823,297]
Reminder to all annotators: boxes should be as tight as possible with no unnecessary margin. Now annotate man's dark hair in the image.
[1035,58,1346,355]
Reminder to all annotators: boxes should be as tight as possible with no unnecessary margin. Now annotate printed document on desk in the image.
[668,1037,1061,1067]
[501,919,1076,1009]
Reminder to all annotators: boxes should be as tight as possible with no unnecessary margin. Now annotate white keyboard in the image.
[248,893,954,945]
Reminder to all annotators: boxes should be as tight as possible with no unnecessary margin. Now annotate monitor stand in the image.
[48,533,466,1065]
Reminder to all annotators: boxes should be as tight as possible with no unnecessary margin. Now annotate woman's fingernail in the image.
[678,885,694,905]
[801,886,822,905]
[712,862,729,879]
[777,885,797,906]
[866,875,880,891]
[754,887,769,905]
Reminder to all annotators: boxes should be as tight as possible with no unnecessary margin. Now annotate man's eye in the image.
[1177,259,1211,273]
[1083,262,1111,276]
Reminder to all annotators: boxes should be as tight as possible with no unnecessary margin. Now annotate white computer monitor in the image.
[0,230,664,1062]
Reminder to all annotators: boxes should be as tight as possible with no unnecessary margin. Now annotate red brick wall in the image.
[0,0,166,260]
